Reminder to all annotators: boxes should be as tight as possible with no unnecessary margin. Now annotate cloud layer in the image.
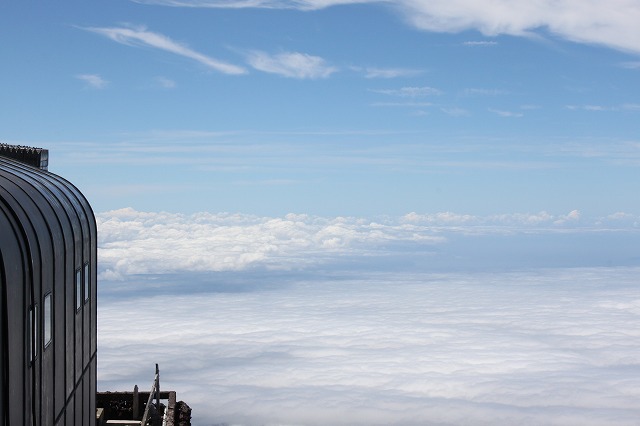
[97,208,444,279]
[97,209,640,424]
[98,267,640,425]
[97,208,640,279]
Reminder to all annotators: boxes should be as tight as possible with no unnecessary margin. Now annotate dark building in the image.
[1,145,97,425]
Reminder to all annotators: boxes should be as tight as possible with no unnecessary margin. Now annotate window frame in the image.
[83,262,90,304]
[75,267,82,312]
[43,292,52,349]
[29,304,38,363]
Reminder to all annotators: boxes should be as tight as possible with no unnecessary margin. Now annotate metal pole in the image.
[133,385,139,418]
[155,363,160,411]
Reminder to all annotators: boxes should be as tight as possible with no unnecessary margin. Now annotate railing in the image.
[99,364,180,426]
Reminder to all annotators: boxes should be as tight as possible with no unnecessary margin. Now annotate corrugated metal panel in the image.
[0,154,97,426]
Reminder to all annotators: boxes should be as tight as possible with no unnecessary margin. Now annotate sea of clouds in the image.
[97,209,640,425]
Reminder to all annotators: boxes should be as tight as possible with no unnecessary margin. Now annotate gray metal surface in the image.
[0,151,97,426]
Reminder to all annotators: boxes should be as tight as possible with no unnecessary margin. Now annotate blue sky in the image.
[4,3,640,424]
[2,0,640,217]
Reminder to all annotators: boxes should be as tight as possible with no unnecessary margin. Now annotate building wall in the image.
[0,156,97,426]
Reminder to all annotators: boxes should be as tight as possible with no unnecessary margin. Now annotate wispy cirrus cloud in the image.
[352,66,423,79]
[370,86,442,97]
[566,104,640,112]
[463,40,498,46]
[131,0,378,10]
[462,88,508,96]
[155,76,176,88]
[371,101,433,108]
[401,210,586,226]
[245,50,337,79]
[82,25,247,75]
[619,61,640,69]
[133,0,640,55]
[489,108,523,117]
[75,73,109,89]
[441,107,469,116]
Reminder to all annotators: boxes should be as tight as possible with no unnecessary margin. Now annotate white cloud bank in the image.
[97,208,640,279]
[97,208,444,279]
[98,267,640,425]
[132,0,640,55]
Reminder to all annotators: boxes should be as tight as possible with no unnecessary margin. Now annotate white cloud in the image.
[489,211,554,226]
[96,208,640,425]
[619,61,640,69]
[566,104,640,112]
[463,88,508,96]
[75,73,108,89]
[98,267,640,425]
[402,210,588,228]
[155,76,176,88]
[608,211,635,220]
[83,25,247,75]
[133,0,640,54]
[463,40,498,46]
[403,211,477,224]
[246,51,337,79]
[359,67,423,78]
[371,86,442,97]
[585,105,611,111]
[97,208,444,279]
[489,108,523,117]
[371,101,433,107]
[97,208,640,280]
[399,0,640,55]
[602,212,640,228]
[553,209,581,225]
[132,0,379,9]
[567,209,581,220]
[440,107,469,116]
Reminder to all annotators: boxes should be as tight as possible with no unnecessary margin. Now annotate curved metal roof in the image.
[1,154,98,425]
